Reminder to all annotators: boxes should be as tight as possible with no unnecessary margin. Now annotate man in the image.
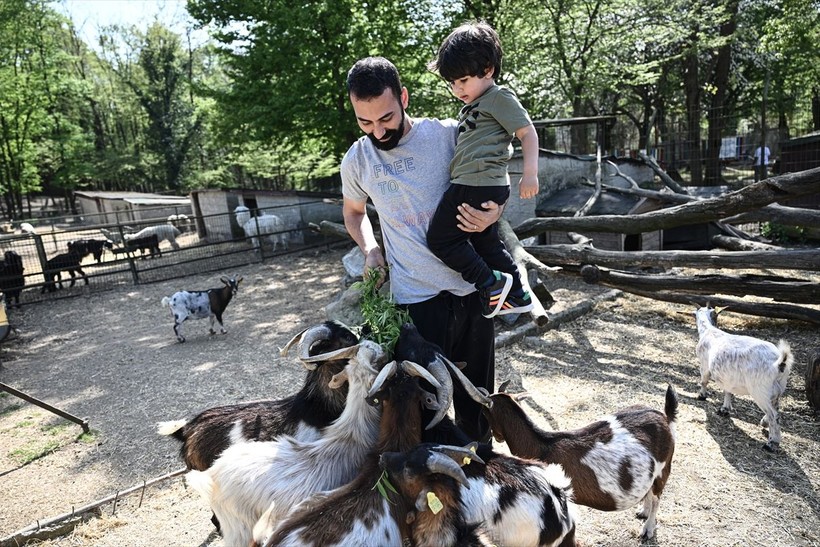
[341,56,501,441]
[753,144,771,182]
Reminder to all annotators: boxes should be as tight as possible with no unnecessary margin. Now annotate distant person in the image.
[753,144,771,182]
[426,21,538,318]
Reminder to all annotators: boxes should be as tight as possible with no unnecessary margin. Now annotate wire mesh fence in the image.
[0,200,346,308]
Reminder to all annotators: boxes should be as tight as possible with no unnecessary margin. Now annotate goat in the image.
[157,321,359,470]
[379,442,494,547]
[484,382,678,540]
[160,275,241,342]
[235,205,288,252]
[259,360,446,547]
[99,227,136,245]
[807,350,820,416]
[19,222,36,235]
[67,238,113,263]
[694,305,794,451]
[185,340,389,547]
[125,224,181,250]
[40,248,88,293]
[0,250,25,308]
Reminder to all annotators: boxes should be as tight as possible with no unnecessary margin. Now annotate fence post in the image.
[253,215,265,261]
[118,225,140,285]
[32,234,49,292]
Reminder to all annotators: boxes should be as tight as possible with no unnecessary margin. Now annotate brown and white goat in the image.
[160,275,241,342]
[257,360,445,547]
[186,341,390,547]
[484,382,678,541]
[379,442,493,547]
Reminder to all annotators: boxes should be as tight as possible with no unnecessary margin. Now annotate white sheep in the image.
[694,305,794,451]
[234,205,288,252]
[125,224,181,250]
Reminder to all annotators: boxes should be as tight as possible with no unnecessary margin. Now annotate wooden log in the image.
[309,220,352,240]
[622,289,820,326]
[515,166,820,238]
[579,264,820,304]
[495,289,622,349]
[499,219,554,326]
[525,243,820,271]
[711,235,781,252]
[638,151,687,194]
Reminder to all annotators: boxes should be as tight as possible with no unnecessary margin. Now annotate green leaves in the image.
[352,268,412,356]
[371,469,398,504]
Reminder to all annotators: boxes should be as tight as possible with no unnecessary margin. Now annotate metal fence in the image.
[0,201,346,308]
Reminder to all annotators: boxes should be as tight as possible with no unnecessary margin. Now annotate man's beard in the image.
[367,112,405,151]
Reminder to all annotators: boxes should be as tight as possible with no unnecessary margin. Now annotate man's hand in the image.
[364,245,388,288]
[456,200,503,233]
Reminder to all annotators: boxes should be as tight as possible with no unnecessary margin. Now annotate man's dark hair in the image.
[428,21,502,82]
[346,57,403,101]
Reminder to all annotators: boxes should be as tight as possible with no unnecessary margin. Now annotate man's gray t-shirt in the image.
[341,117,474,304]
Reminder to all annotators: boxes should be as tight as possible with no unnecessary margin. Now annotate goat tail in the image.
[185,469,215,502]
[776,340,794,376]
[161,296,171,308]
[664,384,679,425]
[156,419,187,440]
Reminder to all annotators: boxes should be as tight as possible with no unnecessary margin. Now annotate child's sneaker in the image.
[497,291,534,316]
[480,271,513,318]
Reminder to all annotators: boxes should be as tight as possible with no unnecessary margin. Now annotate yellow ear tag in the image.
[462,456,472,465]
[426,492,444,514]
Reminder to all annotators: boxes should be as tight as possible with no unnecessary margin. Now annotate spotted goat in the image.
[161,275,242,342]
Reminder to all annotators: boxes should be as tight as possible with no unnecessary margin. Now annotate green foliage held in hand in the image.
[352,268,412,355]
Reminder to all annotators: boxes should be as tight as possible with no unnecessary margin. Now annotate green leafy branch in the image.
[352,268,412,355]
[371,469,398,504]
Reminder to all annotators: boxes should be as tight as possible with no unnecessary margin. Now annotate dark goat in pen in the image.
[67,238,113,263]
[0,250,25,308]
[113,233,161,259]
[40,248,88,293]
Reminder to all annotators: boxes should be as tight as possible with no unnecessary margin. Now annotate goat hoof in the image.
[635,511,648,521]
[717,407,731,416]
[763,442,779,452]
[697,393,707,401]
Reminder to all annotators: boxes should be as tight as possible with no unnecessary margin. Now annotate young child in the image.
[426,21,539,318]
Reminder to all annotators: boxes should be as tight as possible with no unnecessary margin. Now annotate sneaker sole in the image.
[483,273,513,319]
[497,301,534,316]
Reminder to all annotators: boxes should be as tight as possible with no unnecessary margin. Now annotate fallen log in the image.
[525,243,820,271]
[621,289,820,326]
[309,220,352,240]
[515,166,820,238]
[638,151,687,194]
[711,235,781,252]
[579,264,820,304]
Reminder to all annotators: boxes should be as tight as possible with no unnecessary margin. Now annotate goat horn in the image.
[279,327,310,357]
[400,361,441,390]
[300,343,360,364]
[368,360,398,397]
[426,358,454,430]
[425,453,470,486]
[432,442,484,464]
[296,324,336,361]
[443,357,493,408]
[498,379,511,393]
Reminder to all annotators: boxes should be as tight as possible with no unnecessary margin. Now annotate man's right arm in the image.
[343,197,387,278]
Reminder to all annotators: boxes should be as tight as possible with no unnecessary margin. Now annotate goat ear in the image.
[454,361,467,370]
[715,305,729,315]
[236,276,243,284]
[328,369,349,389]
[512,391,532,402]
[220,276,229,285]
[498,379,511,392]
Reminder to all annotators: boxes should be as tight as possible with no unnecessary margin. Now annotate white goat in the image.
[235,205,288,252]
[694,305,794,451]
[125,224,181,250]
[185,341,387,547]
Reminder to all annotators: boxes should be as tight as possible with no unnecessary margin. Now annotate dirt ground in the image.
[0,246,818,547]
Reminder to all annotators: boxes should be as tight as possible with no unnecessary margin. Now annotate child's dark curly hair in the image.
[428,21,502,82]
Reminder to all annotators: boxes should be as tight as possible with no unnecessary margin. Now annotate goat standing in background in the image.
[694,305,793,451]
[41,248,88,293]
[484,382,678,541]
[235,205,288,252]
[0,250,25,308]
[125,224,181,250]
[67,238,113,263]
[161,275,242,342]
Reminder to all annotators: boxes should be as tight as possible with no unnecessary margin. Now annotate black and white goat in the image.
[235,205,288,252]
[379,442,494,547]
[186,341,390,547]
[0,250,25,308]
[160,275,241,342]
[694,305,794,451]
[484,382,678,541]
[157,321,359,470]
[40,248,88,293]
[67,238,113,263]
[259,359,446,547]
